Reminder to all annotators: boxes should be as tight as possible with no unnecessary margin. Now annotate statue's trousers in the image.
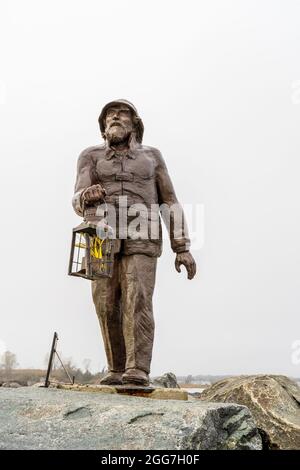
[92,253,157,374]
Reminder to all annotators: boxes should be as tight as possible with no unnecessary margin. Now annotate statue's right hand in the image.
[81,184,106,204]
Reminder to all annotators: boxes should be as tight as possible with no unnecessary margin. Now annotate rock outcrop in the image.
[1,382,23,388]
[200,375,300,450]
[151,372,180,388]
[0,387,262,450]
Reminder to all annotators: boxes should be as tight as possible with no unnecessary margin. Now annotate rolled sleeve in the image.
[154,149,191,253]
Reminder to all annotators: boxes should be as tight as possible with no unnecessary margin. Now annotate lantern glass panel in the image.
[71,231,89,277]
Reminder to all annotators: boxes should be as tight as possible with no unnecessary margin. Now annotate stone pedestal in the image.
[53,383,188,400]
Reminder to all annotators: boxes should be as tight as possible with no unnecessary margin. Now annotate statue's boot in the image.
[122,368,150,386]
[99,371,123,385]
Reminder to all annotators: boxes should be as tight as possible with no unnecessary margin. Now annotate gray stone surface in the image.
[0,387,262,450]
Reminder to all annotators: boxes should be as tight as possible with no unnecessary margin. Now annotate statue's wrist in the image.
[176,249,189,255]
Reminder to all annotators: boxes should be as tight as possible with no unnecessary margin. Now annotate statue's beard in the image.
[105,123,132,145]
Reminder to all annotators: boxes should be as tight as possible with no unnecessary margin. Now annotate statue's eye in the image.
[119,110,130,117]
[106,109,117,118]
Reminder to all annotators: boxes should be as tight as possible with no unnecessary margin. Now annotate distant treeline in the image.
[0,367,106,386]
[177,375,231,384]
[0,350,106,386]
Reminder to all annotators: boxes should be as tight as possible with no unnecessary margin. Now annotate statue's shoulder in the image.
[78,144,106,161]
[138,145,165,168]
[138,144,162,159]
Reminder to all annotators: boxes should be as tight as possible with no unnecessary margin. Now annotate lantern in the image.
[68,220,114,280]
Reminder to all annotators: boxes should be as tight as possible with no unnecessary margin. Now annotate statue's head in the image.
[98,99,144,145]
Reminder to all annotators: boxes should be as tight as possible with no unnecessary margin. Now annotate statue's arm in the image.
[155,149,196,279]
[154,149,191,253]
[72,150,94,216]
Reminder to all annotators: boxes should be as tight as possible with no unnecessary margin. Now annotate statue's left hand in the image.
[175,252,196,280]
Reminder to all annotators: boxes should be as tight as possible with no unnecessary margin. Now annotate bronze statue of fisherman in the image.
[72,100,196,386]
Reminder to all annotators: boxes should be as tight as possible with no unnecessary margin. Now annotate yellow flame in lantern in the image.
[75,235,104,259]
[90,236,104,259]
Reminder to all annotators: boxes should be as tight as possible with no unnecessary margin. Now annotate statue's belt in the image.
[100,172,155,183]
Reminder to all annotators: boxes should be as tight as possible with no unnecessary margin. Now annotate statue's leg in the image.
[120,254,157,379]
[91,255,126,374]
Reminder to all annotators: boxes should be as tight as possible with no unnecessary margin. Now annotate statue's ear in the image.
[132,115,139,127]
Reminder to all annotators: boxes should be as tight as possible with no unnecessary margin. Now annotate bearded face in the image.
[104,105,134,145]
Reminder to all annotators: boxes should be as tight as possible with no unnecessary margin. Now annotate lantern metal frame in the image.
[68,220,114,280]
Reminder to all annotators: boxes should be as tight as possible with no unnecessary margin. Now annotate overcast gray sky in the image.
[1,0,300,377]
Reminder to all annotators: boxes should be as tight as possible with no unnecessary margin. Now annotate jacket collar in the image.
[105,133,139,160]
